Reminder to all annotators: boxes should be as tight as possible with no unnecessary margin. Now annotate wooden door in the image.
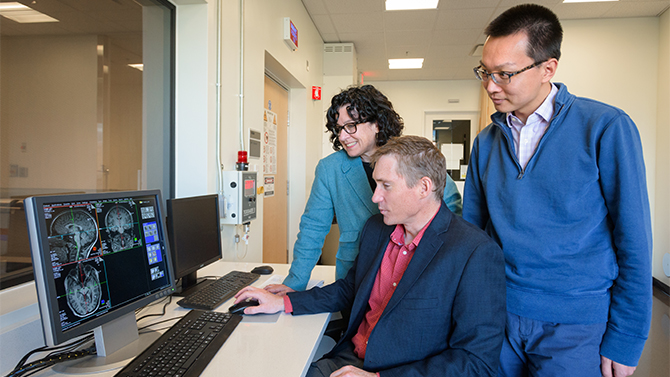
[262,76,288,263]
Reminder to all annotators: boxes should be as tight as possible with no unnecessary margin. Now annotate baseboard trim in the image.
[652,277,669,296]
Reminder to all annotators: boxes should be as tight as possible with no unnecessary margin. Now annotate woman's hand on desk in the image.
[264,284,295,296]
[234,286,284,314]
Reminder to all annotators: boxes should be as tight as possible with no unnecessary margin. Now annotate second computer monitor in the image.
[166,194,222,295]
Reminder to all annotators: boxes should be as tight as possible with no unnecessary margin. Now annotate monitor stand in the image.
[174,271,216,297]
[53,312,161,374]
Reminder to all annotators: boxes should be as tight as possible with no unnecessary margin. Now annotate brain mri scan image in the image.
[105,204,138,252]
[63,262,103,317]
[49,209,99,263]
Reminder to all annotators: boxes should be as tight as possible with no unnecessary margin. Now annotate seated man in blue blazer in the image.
[234,135,506,377]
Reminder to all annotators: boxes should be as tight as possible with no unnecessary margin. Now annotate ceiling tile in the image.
[386,45,428,58]
[438,0,504,10]
[434,8,496,30]
[383,9,438,31]
[310,14,337,35]
[430,28,481,46]
[338,31,386,47]
[301,0,329,15]
[385,29,432,46]
[423,57,462,70]
[322,0,383,15]
[330,12,384,33]
[426,45,477,59]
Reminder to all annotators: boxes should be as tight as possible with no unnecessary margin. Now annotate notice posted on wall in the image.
[264,176,275,197]
[263,109,277,174]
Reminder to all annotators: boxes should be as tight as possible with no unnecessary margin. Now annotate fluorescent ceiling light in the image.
[386,0,439,11]
[128,64,144,71]
[563,0,618,3]
[0,3,27,10]
[389,58,424,69]
[0,2,58,23]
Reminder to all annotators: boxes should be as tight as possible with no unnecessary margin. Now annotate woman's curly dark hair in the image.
[325,85,404,151]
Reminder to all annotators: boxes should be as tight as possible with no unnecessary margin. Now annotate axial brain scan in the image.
[49,209,99,263]
[64,262,102,317]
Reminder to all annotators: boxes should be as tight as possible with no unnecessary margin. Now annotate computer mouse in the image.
[228,298,260,315]
[251,265,274,275]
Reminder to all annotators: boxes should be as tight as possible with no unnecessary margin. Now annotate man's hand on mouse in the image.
[329,365,377,377]
[264,284,295,296]
[234,286,284,315]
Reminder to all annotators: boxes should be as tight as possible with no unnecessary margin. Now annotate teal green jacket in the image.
[283,150,462,290]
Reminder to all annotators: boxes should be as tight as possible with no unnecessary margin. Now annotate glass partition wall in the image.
[0,0,175,289]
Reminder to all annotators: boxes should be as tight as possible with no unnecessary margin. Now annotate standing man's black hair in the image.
[485,4,563,63]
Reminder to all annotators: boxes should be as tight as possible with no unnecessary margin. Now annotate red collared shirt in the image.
[283,212,437,366]
[351,215,435,359]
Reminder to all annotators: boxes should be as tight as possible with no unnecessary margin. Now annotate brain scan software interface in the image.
[43,195,171,331]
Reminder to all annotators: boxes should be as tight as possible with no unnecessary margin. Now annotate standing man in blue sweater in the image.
[464,4,652,377]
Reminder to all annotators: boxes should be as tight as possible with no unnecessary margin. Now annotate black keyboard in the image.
[115,310,241,377]
[176,271,260,310]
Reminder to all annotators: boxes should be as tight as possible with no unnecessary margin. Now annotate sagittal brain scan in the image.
[49,209,99,264]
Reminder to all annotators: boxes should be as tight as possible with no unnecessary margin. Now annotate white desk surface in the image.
[194,262,335,377]
[34,261,336,377]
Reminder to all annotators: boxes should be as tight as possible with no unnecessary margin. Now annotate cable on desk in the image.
[135,295,171,316]
[137,315,186,334]
[5,345,95,377]
[10,332,94,373]
[136,296,172,323]
[196,275,221,280]
[8,293,184,377]
[8,347,95,377]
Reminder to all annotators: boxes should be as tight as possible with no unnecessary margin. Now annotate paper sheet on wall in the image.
[263,109,277,174]
[441,144,464,170]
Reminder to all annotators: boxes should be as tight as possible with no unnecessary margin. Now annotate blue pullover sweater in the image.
[463,83,652,366]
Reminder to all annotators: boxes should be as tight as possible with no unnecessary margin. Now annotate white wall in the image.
[371,16,667,283]
[655,9,670,286]
[173,0,324,263]
[174,3,211,198]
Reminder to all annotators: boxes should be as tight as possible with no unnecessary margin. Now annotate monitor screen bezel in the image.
[166,194,222,281]
[25,189,175,347]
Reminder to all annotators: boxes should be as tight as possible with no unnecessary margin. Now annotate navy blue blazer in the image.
[288,202,506,376]
[284,150,463,291]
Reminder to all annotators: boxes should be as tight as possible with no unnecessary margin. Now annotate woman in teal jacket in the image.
[269,85,462,292]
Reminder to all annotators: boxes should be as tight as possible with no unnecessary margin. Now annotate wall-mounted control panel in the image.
[221,171,257,225]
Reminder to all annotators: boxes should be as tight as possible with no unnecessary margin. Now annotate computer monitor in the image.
[166,194,222,296]
[24,190,175,373]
